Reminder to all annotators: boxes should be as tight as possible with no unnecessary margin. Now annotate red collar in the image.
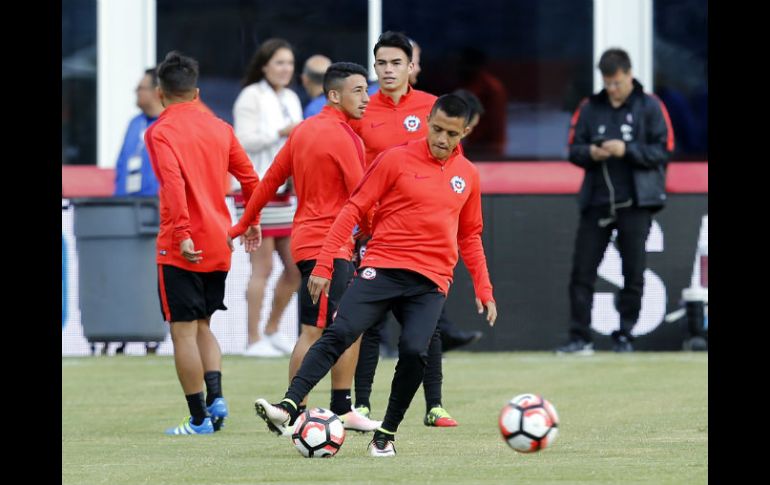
[375,84,414,107]
[420,138,461,166]
[319,104,352,123]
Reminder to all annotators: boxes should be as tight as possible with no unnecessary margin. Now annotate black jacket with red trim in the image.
[568,79,674,212]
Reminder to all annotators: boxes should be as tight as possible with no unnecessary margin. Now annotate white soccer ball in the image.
[499,393,559,453]
[291,407,346,458]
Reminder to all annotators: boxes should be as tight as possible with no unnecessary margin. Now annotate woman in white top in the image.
[233,38,303,357]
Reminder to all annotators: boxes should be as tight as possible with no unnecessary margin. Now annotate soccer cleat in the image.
[612,336,634,353]
[254,398,291,436]
[555,339,595,356]
[442,330,483,352]
[355,405,371,418]
[207,397,229,432]
[367,436,396,457]
[340,408,382,432]
[164,416,214,435]
[424,406,458,427]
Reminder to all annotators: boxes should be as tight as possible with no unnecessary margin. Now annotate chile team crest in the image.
[450,176,466,194]
[361,267,377,280]
[403,115,421,132]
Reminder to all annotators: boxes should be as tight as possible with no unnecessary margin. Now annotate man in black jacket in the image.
[556,48,674,354]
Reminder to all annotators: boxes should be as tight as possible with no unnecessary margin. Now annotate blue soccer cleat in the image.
[164,416,214,435]
[207,397,229,431]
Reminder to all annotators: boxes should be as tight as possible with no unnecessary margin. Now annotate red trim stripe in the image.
[475,161,708,194]
[567,97,589,145]
[158,265,172,322]
[340,122,367,169]
[316,292,329,329]
[649,93,676,153]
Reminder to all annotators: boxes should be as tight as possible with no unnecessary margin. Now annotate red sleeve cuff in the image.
[311,261,333,280]
[228,224,243,238]
[172,229,191,246]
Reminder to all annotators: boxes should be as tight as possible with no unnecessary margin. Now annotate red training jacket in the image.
[312,139,494,303]
[349,86,436,166]
[229,105,366,263]
[145,100,259,272]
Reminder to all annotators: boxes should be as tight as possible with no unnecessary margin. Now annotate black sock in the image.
[330,389,352,416]
[355,399,371,410]
[373,428,395,441]
[278,399,300,422]
[204,371,222,406]
[185,392,209,425]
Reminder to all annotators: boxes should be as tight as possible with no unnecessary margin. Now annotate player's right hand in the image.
[308,275,331,305]
[180,238,203,263]
[590,144,611,161]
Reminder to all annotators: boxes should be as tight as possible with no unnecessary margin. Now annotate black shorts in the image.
[297,259,355,328]
[157,264,227,322]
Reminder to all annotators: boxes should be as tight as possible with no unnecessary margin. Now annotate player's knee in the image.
[325,323,358,350]
[399,340,429,359]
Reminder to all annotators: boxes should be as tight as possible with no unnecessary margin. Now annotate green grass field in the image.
[62,352,707,484]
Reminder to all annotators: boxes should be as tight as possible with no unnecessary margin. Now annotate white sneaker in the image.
[265,332,295,355]
[367,437,396,457]
[254,398,291,436]
[243,339,284,357]
[340,409,382,432]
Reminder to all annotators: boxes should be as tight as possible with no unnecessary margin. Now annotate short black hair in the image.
[374,31,412,61]
[598,48,632,76]
[323,62,369,96]
[430,94,471,125]
[452,89,484,118]
[157,51,199,96]
[144,67,158,87]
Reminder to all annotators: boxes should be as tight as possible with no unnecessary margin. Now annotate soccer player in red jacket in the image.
[255,94,497,456]
[145,51,260,435]
[349,30,467,428]
[230,62,380,433]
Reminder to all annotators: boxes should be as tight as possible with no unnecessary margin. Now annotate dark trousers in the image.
[286,269,445,433]
[354,307,444,413]
[568,205,652,342]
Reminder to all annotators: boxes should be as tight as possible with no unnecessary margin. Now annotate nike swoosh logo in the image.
[371,122,386,128]
[415,175,430,179]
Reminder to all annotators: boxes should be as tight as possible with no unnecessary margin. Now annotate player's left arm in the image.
[457,170,497,326]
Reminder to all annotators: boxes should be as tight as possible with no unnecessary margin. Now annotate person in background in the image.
[301,54,332,118]
[233,38,304,357]
[114,68,163,197]
[113,67,164,355]
[555,48,673,355]
[457,46,507,158]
